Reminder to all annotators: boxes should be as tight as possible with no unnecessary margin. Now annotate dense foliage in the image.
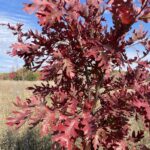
[5,0,150,149]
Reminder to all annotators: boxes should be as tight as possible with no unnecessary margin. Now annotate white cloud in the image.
[0,12,37,72]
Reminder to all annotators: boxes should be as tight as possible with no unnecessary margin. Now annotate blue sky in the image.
[0,0,149,72]
[0,0,38,72]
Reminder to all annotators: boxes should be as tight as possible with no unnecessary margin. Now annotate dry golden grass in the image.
[0,80,52,150]
[0,80,44,139]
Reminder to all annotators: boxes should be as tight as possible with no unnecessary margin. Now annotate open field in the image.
[0,80,51,150]
[0,80,41,134]
[0,80,150,149]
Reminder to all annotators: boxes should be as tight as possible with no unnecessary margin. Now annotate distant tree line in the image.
[0,68,40,81]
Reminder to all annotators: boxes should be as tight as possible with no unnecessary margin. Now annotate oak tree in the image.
[5,0,150,149]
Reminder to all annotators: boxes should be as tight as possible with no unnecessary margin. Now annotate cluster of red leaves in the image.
[5,0,150,149]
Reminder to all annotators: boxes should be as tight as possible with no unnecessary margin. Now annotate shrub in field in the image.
[0,129,51,150]
[14,68,40,81]
[5,0,150,149]
[0,73,9,80]
[9,72,16,80]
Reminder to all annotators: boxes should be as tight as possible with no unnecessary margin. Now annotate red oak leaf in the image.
[63,59,75,79]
